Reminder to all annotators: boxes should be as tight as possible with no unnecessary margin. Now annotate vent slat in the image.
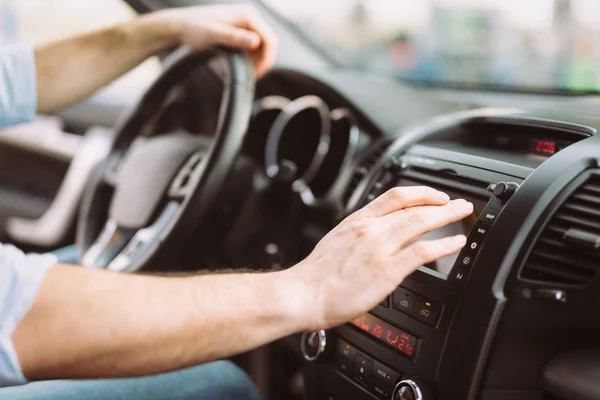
[562,202,600,222]
[571,192,600,208]
[521,176,600,286]
[553,213,600,235]
[524,262,589,285]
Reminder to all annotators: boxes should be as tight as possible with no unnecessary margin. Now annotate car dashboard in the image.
[235,68,600,400]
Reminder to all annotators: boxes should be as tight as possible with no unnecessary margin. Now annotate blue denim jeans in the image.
[0,361,262,400]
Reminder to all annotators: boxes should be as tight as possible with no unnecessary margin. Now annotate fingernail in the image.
[437,191,450,201]
[452,198,467,203]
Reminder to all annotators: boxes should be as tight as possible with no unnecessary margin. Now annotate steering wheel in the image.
[76,47,255,272]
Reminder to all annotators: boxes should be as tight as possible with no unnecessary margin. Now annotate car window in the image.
[0,0,161,98]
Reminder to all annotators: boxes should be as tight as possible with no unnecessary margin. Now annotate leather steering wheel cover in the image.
[76,47,255,268]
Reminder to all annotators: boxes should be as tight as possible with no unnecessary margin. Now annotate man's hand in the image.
[36,3,277,113]
[153,3,278,76]
[13,187,472,381]
[285,186,473,331]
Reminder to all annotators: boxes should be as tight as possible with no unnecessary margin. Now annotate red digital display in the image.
[351,313,418,359]
[531,139,557,155]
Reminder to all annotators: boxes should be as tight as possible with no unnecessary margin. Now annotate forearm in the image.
[13,265,306,381]
[35,13,179,113]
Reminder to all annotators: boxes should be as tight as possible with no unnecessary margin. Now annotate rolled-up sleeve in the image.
[0,244,56,387]
[0,45,37,127]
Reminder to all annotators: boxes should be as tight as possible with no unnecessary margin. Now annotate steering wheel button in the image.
[411,296,442,327]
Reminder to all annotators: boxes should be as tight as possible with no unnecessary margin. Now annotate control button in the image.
[393,287,417,315]
[481,209,500,224]
[493,181,519,201]
[332,353,353,377]
[412,297,442,327]
[301,330,327,361]
[354,354,373,387]
[336,339,357,362]
[379,296,390,308]
[471,223,490,239]
[370,380,392,399]
[460,254,472,267]
[450,265,470,284]
[371,360,400,387]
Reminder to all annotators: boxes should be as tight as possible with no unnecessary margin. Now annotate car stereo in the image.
[395,178,488,281]
[302,146,527,400]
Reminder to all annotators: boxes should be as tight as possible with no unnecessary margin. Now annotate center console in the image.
[301,113,593,400]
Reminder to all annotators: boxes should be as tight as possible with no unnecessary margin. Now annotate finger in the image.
[391,234,467,280]
[356,186,450,219]
[235,7,278,76]
[386,199,473,246]
[203,23,262,51]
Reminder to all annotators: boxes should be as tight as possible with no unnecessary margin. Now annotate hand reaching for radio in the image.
[285,186,473,331]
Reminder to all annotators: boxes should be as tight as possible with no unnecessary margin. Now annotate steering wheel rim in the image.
[76,47,255,271]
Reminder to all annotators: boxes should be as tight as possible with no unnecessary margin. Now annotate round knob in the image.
[392,379,430,400]
[493,181,519,201]
[300,330,327,362]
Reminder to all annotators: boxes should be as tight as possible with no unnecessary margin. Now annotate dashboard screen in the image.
[396,179,487,280]
[351,313,417,359]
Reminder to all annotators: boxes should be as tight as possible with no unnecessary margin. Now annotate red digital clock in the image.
[530,139,557,155]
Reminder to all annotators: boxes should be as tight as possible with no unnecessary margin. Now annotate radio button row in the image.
[450,264,470,283]
[393,287,417,315]
[354,354,373,387]
[372,360,400,387]
[481,208,500,225]
[333,354,353,377]
[336,339,357,362]
[412,297,442,327]
[370,380,392,400]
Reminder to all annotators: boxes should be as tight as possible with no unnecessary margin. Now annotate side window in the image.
[0,0,161,96]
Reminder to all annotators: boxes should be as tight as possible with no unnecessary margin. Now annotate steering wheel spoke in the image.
[81,220,136,268]
[168,151,206,199]
[107,201,180,272]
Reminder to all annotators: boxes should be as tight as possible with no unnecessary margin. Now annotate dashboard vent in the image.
[343,140,390,205]
[521,175,600,286]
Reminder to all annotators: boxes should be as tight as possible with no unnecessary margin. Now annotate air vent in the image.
[521,175,600,286]
[343,140,390,205]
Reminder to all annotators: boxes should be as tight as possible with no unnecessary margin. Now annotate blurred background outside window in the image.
[263,0,600,93]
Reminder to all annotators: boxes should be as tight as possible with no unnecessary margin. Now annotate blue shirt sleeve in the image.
[0,45,37,127]
[0,244,56,387]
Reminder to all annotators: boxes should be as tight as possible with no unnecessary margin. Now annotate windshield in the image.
[263,0,600,94]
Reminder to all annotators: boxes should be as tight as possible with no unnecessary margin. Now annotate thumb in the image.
[201,23,261,51]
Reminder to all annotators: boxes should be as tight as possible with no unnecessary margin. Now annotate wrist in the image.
[272,267,315,333]
[130,10,183,53]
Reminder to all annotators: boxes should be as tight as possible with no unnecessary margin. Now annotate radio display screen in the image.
[396,179,488,280]
[351,313,417,358]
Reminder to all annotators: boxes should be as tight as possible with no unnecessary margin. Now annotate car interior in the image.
[2,0,600,399]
